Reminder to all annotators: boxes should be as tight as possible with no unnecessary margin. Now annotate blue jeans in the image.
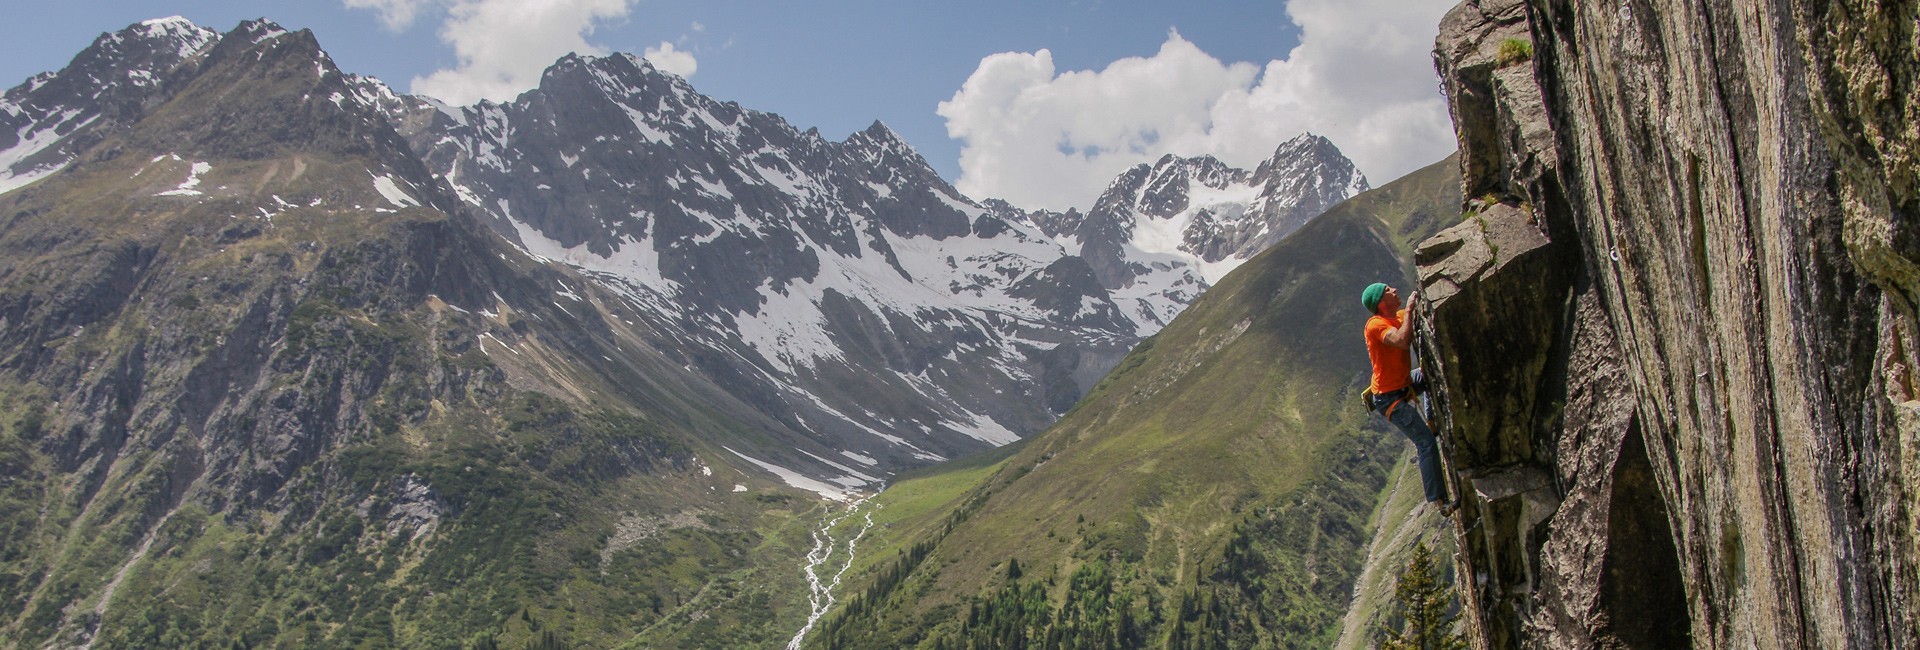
[1372,375,1447,504]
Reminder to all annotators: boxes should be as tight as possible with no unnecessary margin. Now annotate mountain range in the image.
[0,16,1380,648]
[362,49,1368,480]
[0,17,1369,490]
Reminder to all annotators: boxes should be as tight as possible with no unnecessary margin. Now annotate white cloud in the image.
[344,0,438,31]
[643,41,698,78]
[408,0,637,105]
[940,0,1456,211]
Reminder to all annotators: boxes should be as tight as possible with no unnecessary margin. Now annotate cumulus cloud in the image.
[940,0,1456,211]
[643,41,698,78]
[345,0,438,31]
[406,0,637,105]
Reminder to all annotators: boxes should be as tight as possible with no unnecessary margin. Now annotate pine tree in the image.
[1381,542,1467,650]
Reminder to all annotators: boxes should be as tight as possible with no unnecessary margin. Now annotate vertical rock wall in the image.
[1421,0,1918,647]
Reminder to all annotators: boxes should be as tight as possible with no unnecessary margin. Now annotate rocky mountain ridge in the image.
[1011,135,1368,315]
[1,18,1372,490]
[0,17,217,194]
[344,35,1370,479]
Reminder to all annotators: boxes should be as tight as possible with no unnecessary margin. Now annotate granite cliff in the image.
[1420,0,1917,647]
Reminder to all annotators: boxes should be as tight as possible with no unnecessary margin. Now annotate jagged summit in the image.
[381,42,1139,470]
[1016,135,1368,315]
[550,50,692,93]
[0,18,219,192]
[845,120,928,167]
[849,120,908,149]
[121,16,217,57]
[231,18,292,43]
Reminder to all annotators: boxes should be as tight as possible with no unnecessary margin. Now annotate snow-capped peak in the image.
[136,16,207,44]
[348,39,1371,485]
[235,18,291,44]
[0,17,223,197]
[851,121,907,150]
[88,16,218,60]
[1024,135,1367,288]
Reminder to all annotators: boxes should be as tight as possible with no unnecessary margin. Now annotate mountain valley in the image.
[0,16,1393,649]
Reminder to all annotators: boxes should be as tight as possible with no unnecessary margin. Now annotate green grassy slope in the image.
[811,155,1461,649]
[1331,452,1461,649]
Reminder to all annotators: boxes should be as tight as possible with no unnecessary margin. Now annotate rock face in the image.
[1421,0,1919,648]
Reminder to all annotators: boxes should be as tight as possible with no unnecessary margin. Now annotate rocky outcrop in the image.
[1421,0,1919,648]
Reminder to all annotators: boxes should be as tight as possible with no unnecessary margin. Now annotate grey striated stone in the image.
[1419,201,1568,475]
[1424,0,1920,648]
[383,473,446,541]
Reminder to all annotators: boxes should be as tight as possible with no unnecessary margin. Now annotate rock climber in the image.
[1361,282,1456,517]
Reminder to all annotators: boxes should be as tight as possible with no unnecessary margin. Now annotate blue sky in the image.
[2,0,1456,211]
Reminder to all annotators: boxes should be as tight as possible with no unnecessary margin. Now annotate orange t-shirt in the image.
[1364,309,1412,393]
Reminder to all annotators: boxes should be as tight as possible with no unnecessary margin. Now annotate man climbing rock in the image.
[1361,282,1455,517]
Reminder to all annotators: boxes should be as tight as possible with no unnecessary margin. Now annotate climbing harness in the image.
[1376,388,1414,420]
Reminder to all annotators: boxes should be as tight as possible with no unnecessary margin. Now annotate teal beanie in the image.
[1361,283,1387,314]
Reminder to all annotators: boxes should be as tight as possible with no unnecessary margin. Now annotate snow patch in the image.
[948,411,1022,446]
[734,280,846,375]
[797,450,882,487]
[372,174,420,208]
[725,447,858,501]
[249,24,290,45]
[1128,182,1263,284]
[752,157,813,197]
[0,111,96,195]
[618,103,674,144]
[507,214,679,314]
[157,161,212,197]
[690,174,732,200]
[838,450,879,467]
